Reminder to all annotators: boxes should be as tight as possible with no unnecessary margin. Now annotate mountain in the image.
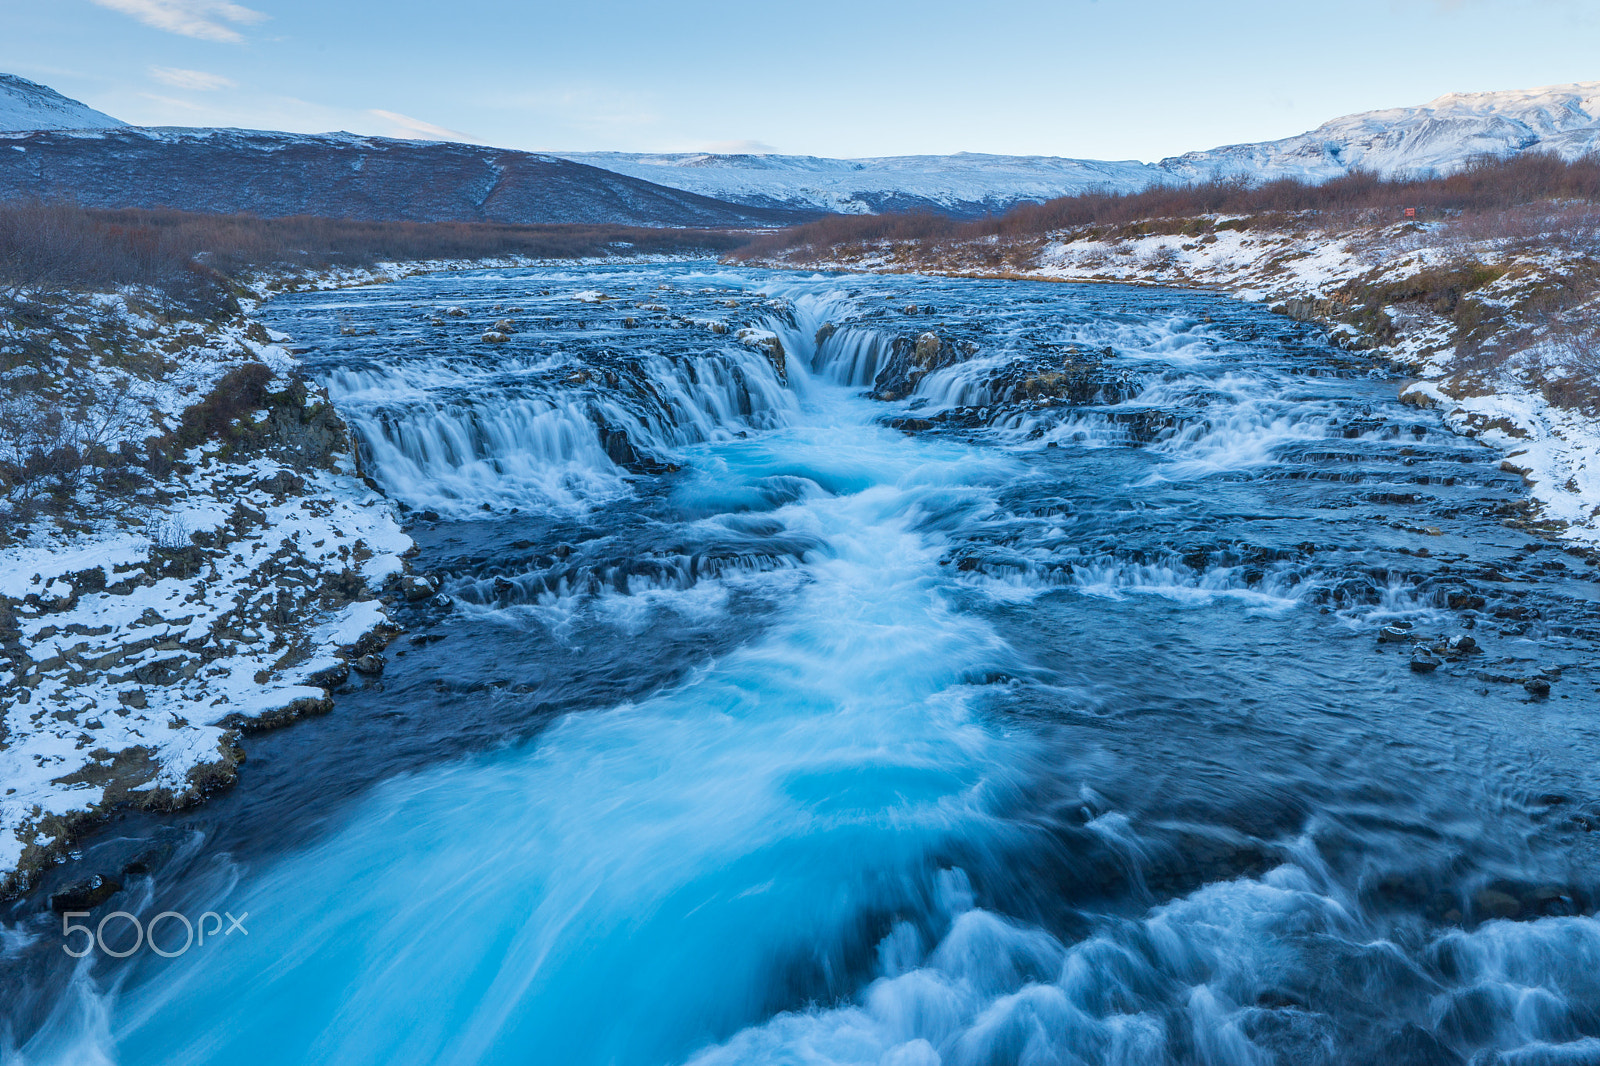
[559,83,1600,217]
[0,74,123,132]
[3,74,1599,227]
[1160,81,1600,183]
[555,151,1161,218]
[0,127,814,228]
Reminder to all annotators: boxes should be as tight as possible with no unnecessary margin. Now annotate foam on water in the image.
[43,381,1041,1066]
[321,336,799,517]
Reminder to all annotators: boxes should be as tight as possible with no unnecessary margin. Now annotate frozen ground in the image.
[0,253,738,896]
[0,269,442,896]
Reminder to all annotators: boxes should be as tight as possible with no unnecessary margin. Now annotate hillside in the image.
[565,83,1600,217]
[0,73,122,132]
[1164,81,1600,182]
[556,151,1160,217]
[0,127,814,228]
[5,74,1599,224]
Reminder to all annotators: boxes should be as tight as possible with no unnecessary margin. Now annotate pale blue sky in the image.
[3,0,1598,159]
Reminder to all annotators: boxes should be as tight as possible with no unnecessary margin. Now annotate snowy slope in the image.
[0,74,122,131]
[557,151,1164,217]
[563,83,1600,215]
[5,71,1599,218]
[1162,82,1600,182]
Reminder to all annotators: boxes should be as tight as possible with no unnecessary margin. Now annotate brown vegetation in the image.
[0,199,747,307]
[733,152,1600,264]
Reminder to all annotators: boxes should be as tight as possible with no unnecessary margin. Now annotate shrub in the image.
[733,152,1600,262]
[0,201,746,303]
[174,363,275,446]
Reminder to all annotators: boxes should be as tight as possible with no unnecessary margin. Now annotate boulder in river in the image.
[50,874,121,912]
[400,575,436,602]
[1474,887,1522,920]
[1409,651,1440,673]
[354,653,386,676]
[1524,678,1552,697]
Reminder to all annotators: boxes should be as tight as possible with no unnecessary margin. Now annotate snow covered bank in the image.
[0,276,421,898]
[0,252,720,897]
[747,218,1600,550]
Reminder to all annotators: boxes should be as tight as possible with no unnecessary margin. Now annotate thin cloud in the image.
[369,109,479,144]
[137,92,209,112]
[500,87,662,133]
[89,0,267,43]
[150,67,237,91]
[699,139,778,154]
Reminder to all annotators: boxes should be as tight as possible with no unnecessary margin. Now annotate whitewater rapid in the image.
[7,263,1600,1066]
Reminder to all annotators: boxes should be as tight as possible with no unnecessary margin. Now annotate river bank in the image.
[8,237,1596,901]
[0,258,562,898]
[9,261,1600,1065]
[735,214,1600,552]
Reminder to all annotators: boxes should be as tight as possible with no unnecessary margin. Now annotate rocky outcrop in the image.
[872,331,966,400]
[736,327,787,382]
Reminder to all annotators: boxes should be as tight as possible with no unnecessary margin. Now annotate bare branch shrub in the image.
[733,152,1600,263]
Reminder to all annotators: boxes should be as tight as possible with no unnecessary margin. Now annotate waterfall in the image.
[11,263,1599,1066]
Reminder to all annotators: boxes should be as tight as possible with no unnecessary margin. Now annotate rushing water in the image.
[6,263,1600,1066]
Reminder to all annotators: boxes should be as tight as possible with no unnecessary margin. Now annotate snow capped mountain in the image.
[1160,81,1600,183]
[556,151,1163,218]
[2,72,1598,222]
[561,83,1600,216]
[0,74,123,132]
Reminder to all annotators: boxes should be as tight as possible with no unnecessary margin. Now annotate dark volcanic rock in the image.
[49,874,121,912]
[1410,652,1440,673]
[399,575,436,602]
[0,128,817,228]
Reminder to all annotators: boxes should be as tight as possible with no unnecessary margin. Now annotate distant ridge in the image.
[558,82,1600,216]
[1162,81,1600,182]
[0,74,123,132]
[3,74,1599,224]
[555,151,1161,219]
[0,126,816,228]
